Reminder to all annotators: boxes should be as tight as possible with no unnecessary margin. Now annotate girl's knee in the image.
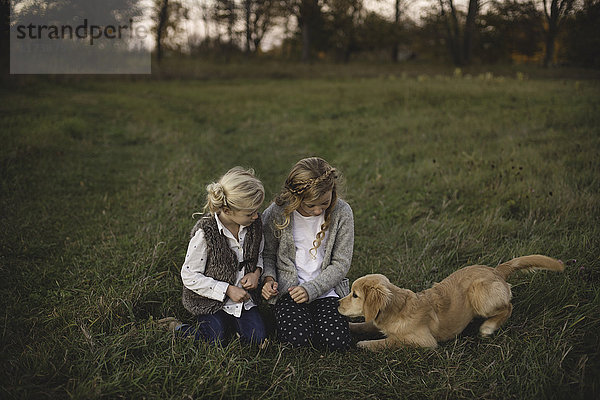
[236,307,269,345]
[241,323,268,345]
[275,319,311,347]
[314,320,351,351]
[199,323,228,344]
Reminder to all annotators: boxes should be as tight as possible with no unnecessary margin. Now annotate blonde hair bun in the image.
[205,182,226,211]
[203,167,264,214]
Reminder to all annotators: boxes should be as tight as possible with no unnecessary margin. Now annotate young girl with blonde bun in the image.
[174,166,267,345]
[261,157,353,350]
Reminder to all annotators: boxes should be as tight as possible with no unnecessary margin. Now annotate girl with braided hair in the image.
[261,157,354,350]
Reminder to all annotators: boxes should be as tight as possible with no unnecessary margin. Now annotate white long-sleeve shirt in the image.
[292,211,337,299]
[181,214,264,317]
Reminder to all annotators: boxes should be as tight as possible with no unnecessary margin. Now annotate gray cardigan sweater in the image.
[261,199,354,304]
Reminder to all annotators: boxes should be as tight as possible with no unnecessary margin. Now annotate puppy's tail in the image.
[495,255,564,280]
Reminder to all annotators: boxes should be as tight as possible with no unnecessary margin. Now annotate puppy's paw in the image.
[479,325,495,337]
[356,340,370,349]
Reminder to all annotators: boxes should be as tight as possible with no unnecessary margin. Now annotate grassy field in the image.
[1,66,599,399]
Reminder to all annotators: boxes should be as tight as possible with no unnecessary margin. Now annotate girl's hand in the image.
[288,286,308,304]
[226,285,250,303]
[262,277,278,300]
[241,270,260,290]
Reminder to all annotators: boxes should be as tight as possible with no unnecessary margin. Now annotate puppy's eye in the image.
[352,292,358,298]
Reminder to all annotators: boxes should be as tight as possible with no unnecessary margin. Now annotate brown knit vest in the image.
[182,213,263,315]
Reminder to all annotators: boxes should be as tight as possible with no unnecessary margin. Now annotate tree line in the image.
[153,0,599,67]
[3,0,599,68]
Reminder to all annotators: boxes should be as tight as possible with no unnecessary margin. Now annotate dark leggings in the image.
[274,295,351,351]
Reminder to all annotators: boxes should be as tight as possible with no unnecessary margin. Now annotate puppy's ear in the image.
[363,283,392,322]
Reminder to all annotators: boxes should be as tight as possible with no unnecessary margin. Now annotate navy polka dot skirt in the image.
[274,294,351,351]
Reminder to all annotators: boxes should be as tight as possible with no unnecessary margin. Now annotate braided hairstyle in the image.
[274,157,341,256]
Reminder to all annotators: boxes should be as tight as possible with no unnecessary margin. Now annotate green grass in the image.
[1,68,599,399]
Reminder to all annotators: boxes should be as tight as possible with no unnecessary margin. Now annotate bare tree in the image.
[437,0,480,65]
[214,0,238,50]
[392,0,402,61]
[285,0,325,62]
[438,0,462,65]
[463,0,479,63]
[155,0,169,61]
[242,0,281,54]
[541,0,576,67]
[154,0,187,62]
[391,0,418,62]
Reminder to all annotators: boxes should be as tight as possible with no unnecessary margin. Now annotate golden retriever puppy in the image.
[338,255,564,350]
